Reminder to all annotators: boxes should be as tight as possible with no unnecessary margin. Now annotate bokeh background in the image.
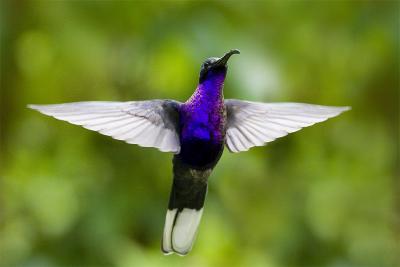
[1,1,399,267]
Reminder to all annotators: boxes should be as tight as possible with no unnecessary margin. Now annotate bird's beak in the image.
[214,49,240,67]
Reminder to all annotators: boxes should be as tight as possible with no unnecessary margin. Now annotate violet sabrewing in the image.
[28,49,350,256]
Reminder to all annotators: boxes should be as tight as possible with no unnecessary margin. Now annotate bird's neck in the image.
[187,71,226,108]
[181,71,227,144]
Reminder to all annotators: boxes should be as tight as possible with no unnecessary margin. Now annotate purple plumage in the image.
[182,70,226,142]
[178,69,227,167]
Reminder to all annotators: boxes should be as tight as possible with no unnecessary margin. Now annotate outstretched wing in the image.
[28,100,182,153]
[225,99,350,153]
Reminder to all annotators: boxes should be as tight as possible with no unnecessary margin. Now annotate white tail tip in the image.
[162,208,203,256]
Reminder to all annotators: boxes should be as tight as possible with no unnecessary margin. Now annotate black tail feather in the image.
[168,176,208,211]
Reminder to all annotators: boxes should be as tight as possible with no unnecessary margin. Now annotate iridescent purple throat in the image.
[180,70,227,144]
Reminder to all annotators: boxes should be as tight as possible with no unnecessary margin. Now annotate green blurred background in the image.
[1,1,398,266]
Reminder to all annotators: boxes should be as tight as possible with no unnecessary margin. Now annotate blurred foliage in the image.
[0,1,399,267]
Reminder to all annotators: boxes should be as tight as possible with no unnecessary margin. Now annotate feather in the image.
[225,99,350,153]
[28,100,182,153]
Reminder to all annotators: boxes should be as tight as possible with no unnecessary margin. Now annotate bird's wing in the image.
[28,100,182,153]
[224,99,350,153]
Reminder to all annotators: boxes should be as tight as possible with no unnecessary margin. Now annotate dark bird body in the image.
[29,49,350,256]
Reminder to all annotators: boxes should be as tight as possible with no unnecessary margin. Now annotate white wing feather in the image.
[28,100,181,153]
[225,100,350,153]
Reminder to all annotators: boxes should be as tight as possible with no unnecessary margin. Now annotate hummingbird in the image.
[28,49,350,256]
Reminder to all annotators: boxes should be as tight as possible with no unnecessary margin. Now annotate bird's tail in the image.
[162,158,210,256]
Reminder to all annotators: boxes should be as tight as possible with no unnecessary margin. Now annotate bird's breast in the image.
[178,105,226,168]
[180,108,226,143]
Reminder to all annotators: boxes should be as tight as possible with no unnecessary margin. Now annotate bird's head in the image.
[199,49,240,83]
